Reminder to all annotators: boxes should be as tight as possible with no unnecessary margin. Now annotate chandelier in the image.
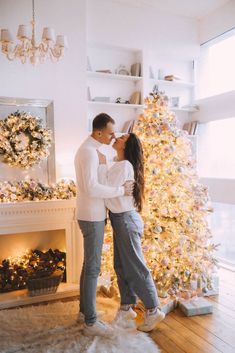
[0,0,68,65]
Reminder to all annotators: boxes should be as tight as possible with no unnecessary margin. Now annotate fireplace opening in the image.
[0,230,66,293]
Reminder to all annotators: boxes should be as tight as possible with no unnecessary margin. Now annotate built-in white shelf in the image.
[88,101,196,112]
[88,101,195,113]
[171,107,198,112]
[87,44,198,133]
[149,78,194,88]
[87,71,143,82]
[88,101,144,109]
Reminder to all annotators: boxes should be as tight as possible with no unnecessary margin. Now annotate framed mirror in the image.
[0,97,56,184]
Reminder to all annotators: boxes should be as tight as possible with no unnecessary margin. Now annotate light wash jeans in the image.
[78,220,105,324]
[109,210,160,309]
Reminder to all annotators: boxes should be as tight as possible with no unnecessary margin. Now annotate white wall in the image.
[87,0,199,60]
[0,0,87,180]
[199,0,235,44]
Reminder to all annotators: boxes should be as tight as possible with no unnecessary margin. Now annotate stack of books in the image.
[92,97,110,102]
[130,63,141,77]
[95,69,112,74]
[183,121,198,135]
[122,119,136,133]
[164,74,181,81]
[129,91,141,104]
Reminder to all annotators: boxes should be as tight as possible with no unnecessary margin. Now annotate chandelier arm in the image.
[2,43,21,61]
[38,42,49,55]
[49,52,59,63]
[15,41,31,58]
[49,46,64,59]
[5,52,16,61]
[1,45,13,58]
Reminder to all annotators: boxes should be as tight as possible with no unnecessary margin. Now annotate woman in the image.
[97,133,165,332]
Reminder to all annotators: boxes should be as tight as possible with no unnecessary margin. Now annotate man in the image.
[74,113,133,337]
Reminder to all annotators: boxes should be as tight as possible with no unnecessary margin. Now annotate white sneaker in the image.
[114,307,137,322]
[138,308,165,332]
[77,310,105,324]
[83,320,114,337]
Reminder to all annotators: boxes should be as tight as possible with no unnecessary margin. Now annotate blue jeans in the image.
[109,210,160,309]
[78,220,105,324]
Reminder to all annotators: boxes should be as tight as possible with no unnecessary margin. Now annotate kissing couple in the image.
[74,113,165,337]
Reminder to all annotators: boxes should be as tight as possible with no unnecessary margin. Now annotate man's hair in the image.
[92,113,115,131]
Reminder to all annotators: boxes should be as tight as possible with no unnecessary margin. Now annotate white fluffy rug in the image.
[0,299,160,353]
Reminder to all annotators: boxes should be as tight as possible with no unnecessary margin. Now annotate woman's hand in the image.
[97,150,106,164]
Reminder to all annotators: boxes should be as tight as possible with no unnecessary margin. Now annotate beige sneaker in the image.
[137,308,165,332]
[83,320,114,337]
[114,307,137,322]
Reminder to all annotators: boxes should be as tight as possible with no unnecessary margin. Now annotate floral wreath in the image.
[0,111,52,168]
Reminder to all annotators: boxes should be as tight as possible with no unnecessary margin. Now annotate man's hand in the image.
[97,150,106,164]
[123,180,134,196]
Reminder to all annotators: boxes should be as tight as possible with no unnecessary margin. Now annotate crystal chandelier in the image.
[0,0,68,65]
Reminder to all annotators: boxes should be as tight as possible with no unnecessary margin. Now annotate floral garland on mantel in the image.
[0,179,76,203]
[0,111,52,168]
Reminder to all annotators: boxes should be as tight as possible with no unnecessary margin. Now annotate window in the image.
[209,203,235,267]
[197,119,235,267]
[196,29,235,269]
[196,29,235,99]
[197,117,235,178]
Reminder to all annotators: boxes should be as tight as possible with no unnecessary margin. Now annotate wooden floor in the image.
[3,267,234,352]
[150,268,235,353]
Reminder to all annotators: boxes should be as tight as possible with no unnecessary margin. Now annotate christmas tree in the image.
[133,87,218,297]
[101,87,218,299]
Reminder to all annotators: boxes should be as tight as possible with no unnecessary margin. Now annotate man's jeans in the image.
[78,220,105,324]
[109,210,160,309]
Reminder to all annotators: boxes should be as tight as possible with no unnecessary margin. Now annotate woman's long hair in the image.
[124,133,144,212]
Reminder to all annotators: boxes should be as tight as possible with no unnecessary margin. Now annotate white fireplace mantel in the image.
[0,199,83,309]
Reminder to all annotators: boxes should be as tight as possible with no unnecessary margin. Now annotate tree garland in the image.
[0,111,52,168]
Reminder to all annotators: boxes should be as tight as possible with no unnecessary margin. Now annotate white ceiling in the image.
[107,0,231,19]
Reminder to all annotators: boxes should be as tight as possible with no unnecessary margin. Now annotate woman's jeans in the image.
[78,220,105,325]
[109,210,160,309]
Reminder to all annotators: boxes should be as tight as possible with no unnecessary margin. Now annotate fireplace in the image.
[0,199,83,309]
[0,246,66,293]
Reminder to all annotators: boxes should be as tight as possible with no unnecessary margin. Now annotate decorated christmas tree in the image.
[100,87,218,299]
[133,87,218,297]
